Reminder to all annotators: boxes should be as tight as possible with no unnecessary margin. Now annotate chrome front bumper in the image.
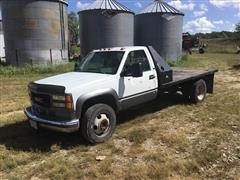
[24,107,79,133]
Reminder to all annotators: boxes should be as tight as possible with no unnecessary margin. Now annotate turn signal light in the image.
[65,95,72,102]
[65,102,72,109]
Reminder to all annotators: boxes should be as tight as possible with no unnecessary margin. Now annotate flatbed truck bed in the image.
[148,46,218,94]
[160,68,218,91]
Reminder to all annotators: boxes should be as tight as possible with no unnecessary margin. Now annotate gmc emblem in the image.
[35,97,44,104]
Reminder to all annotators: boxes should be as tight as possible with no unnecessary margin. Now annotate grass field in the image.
[0,52,240,179]
[204,38,240,54]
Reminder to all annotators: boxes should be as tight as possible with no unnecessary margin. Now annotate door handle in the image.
[149,75,155,80]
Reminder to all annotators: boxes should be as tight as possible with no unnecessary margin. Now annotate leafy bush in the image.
[0,63,74,76]
[168,53,189,67]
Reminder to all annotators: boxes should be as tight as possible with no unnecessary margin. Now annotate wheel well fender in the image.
[75,89,119,119]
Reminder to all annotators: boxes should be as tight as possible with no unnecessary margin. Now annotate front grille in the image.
[28,83,74,121]
[32,105,57,120]
[31,91,51,107]
[32,105,74,122]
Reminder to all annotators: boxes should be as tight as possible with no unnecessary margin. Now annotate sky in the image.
[67,0,240,34]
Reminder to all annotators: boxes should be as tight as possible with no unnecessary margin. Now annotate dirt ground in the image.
[0,53,239,179]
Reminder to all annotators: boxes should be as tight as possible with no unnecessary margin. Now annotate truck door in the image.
[119,50,157,109]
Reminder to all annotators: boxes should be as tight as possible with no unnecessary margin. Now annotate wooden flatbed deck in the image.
[172,68,217,82]
[161,68,218,89]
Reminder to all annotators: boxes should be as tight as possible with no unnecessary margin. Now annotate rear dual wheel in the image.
[81,104,116,144]
[182,79,207,103]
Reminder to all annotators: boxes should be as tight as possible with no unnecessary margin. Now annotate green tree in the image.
[68,12,80,57]
[235,23,240,33]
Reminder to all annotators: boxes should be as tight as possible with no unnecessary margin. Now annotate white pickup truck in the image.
[25,46,217,143]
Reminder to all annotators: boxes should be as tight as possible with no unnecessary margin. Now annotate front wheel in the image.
[81,104,116,144]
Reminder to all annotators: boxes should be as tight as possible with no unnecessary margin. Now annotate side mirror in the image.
[74,63,78,71]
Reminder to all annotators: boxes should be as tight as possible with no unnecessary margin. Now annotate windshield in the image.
[77,51,124,74]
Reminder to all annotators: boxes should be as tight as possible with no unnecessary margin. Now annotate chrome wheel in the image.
[196,83,206,101]
[93,113,110,136]
[81,104,116,144]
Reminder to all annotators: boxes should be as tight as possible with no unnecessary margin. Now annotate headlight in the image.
[52,102,65,108]
[52,94,73,109]
[52,95,65,101]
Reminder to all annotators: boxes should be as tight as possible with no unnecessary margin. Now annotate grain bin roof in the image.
[78,0,134,14]
[57,0,68,5]
[35,0,68,5]
[138,0,184,15]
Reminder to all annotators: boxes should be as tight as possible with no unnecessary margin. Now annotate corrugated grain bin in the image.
[1,0,69,66]
[78,0,134,57]
[135,0,184,61]
[0,20,5,60]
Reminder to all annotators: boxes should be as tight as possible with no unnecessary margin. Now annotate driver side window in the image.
[124,50,150,74]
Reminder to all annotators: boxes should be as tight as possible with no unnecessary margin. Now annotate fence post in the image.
[50,48,53,64]
[60,49,63,59]
[15,49,19,66]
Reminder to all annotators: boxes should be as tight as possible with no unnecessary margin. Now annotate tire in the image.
[190,79,207,103]
[81,104,116,144]
[182,79,207,103]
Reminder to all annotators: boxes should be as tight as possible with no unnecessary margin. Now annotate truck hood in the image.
[35,72,111,92]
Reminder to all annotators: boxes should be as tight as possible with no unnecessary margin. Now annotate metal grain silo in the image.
[1,0,68,66]
[78,0,134,57]
[0,20,5,60]
[135,0,184,61]
[0,3,6,61]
